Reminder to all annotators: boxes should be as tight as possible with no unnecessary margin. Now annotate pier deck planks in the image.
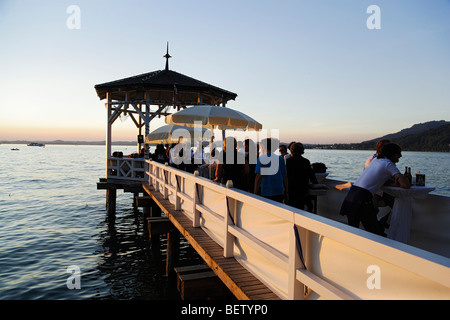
[142,182,281,300]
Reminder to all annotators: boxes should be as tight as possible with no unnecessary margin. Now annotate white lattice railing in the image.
[107,157,146,181]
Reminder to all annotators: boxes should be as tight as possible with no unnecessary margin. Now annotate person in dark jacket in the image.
[286,143,318,211]
[214,137,247,190]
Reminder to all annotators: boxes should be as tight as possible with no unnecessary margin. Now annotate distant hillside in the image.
[389,123,450,152]
[333,120,450,152]
[364,120,449,144]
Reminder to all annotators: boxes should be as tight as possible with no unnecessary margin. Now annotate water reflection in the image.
[95,198,203,299]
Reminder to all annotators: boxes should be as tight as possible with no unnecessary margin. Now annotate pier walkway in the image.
[142,182,280,300]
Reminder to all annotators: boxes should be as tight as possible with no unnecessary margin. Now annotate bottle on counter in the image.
[404,166,412,185]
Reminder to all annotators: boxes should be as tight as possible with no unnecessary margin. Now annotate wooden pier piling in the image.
[106,188,116,217]
[175,265,234,300]
[97,178,144,217]
[166,228,180,277]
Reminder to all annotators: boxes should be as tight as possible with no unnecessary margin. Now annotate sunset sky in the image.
[1,0,449,144]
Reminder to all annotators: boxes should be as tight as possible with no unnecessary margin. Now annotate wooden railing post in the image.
[106,92,112,179]
[193,181,200,227]
[163,167,169,200]
[175,174,181,210]
[155,166,160,192]
[144,160,149,182]
[224,185,236,258]
[146,160,151,185]
[288,224,306,300]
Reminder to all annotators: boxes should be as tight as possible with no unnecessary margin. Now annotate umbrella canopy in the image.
[165,105,262,131]
[145,124,211,145]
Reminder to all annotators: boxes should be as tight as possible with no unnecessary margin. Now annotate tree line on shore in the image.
[309,123,450,152]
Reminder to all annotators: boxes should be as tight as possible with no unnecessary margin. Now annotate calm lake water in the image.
[0,144,448,300]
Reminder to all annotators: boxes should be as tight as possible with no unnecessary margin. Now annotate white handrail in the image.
[145,160,450,300]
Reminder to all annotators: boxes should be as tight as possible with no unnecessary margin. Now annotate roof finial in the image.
[164,42,171,71]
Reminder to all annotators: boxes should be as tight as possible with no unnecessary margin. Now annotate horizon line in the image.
[0,138,376,146]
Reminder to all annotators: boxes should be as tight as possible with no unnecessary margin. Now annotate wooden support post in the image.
[166,228,180,277]
[106,188,117,216]
[147,217,172,236]
[133,192,139,209]
[136,196,153,207]
[106,92,112,179]
[143,205,150,218]
[174,264,211,292]
[144,91,150,159]
[136,195,152,218]
[150,201,161,217]
[175,265,233,300]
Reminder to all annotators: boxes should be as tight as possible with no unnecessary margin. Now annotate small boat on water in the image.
[27,142,45,147]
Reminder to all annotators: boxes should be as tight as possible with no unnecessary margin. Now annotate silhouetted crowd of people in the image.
[147,137,320,213]
[143,137,412,237]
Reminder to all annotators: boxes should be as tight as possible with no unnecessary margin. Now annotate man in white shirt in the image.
[340,143,410,236]
[364,139,394,226]
[364,139,390,169]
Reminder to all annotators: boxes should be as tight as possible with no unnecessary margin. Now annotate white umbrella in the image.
[145,124,211,145]
[165,105,262,131]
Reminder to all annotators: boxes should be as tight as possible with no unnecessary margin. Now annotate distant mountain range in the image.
[364,120,449,142]
[333,120,450,152]
[2,120,449,152]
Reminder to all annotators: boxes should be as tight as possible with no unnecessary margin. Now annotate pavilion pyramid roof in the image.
[94,68,237,104]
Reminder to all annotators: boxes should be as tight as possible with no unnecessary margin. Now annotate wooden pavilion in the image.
[94,45,237,181]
